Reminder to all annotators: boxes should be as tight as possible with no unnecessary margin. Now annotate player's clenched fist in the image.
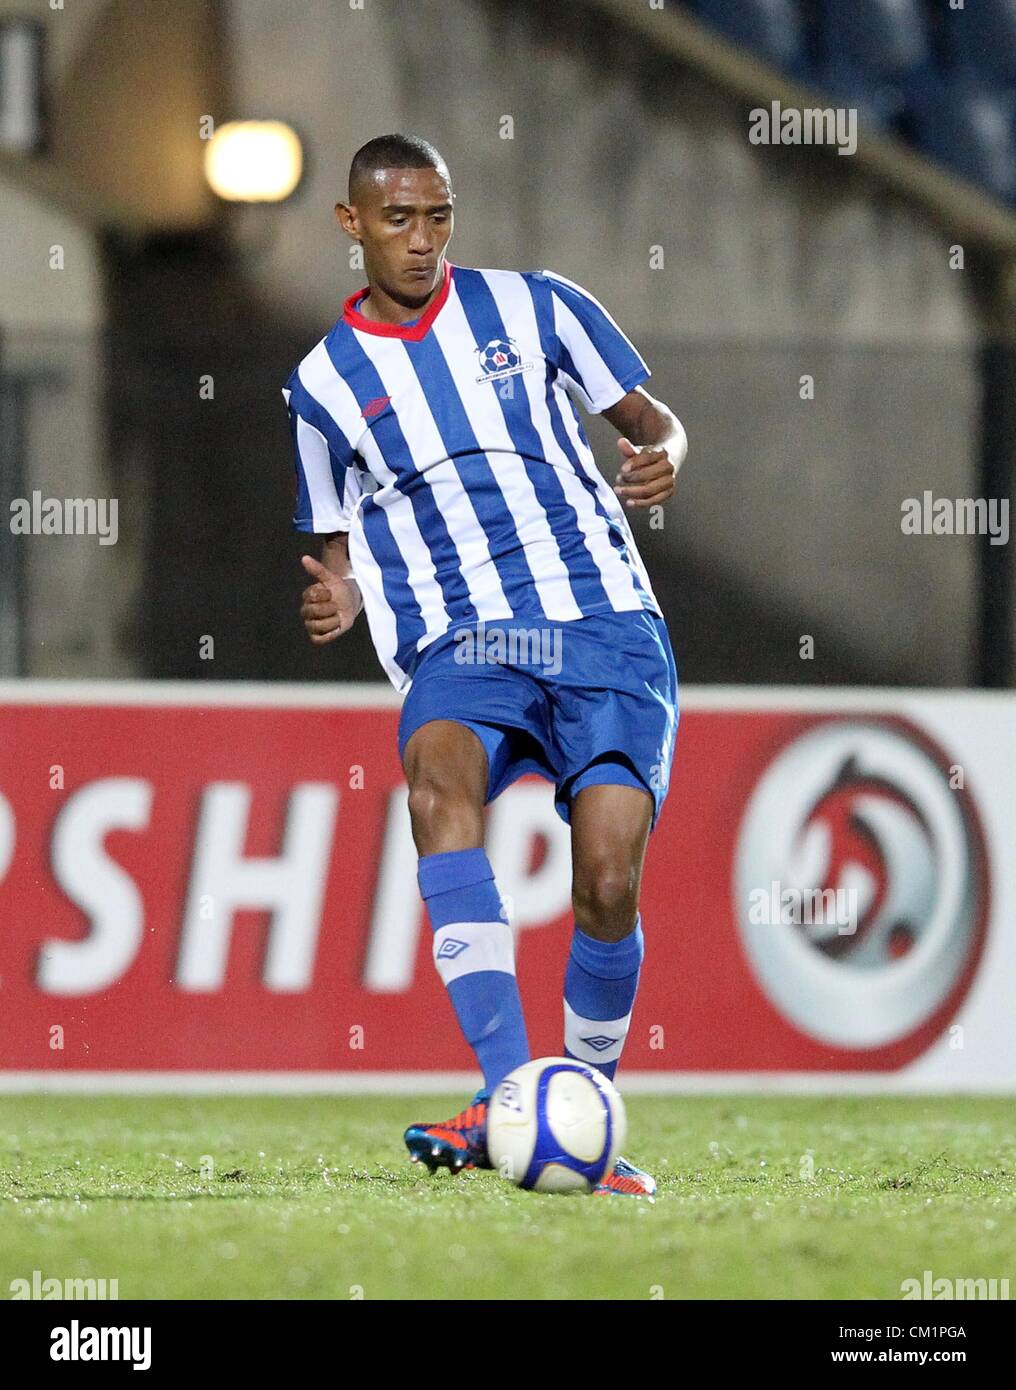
[613,431,686,509]
[300,554,362,645]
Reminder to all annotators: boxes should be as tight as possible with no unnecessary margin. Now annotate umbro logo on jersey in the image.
[474,337,534,384]
[436,938,470,961]
[361,394,392,420]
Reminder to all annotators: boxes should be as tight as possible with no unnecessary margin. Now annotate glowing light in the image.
[204,121,303,203]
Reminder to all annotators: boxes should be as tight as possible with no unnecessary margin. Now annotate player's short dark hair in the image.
[348,134,449,201]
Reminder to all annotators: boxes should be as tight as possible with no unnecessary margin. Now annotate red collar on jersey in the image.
[342,261,454,340]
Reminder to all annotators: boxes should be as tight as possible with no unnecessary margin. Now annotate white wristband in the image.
[664,417,688,472]
[346,574,364,616]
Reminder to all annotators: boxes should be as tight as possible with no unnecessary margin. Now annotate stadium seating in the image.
[818,0,930,78]
[691,0,806,73]
[683,0,1016,204]
[942,0,1016,85]
[909,71,1016,201]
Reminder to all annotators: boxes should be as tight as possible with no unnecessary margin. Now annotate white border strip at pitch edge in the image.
[0,1071,1013,1095]
[0,679,1013,712]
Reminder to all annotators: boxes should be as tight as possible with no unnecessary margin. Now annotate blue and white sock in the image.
[418,848,530,1095]
[563,918,644,1081]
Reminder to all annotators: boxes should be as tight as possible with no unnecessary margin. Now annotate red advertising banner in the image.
[0,685,1004,1084]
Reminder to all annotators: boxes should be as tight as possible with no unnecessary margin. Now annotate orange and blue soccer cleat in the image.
[592,1155,657,1199]
[404,1091,492,1175]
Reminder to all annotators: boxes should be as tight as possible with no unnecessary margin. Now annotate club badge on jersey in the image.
[474,336,534,384]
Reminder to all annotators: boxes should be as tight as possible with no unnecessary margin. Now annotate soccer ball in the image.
[486,1057,627,1193]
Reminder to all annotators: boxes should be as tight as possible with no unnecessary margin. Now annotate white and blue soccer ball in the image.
[486,1057,626,1193]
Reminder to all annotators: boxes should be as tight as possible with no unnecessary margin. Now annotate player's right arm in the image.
[300,533,363,645]
[283,373,364,646]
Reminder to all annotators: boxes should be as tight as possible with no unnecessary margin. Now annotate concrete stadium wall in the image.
[1,0,999,685]
[0,0,220,678]
[0,171,135,675]
[223,0,986,685]
[0,0,225,232]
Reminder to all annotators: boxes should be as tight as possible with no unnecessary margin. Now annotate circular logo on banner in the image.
[733,720,989,1048]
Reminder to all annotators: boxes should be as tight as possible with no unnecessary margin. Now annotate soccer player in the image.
[286,135,686,1198]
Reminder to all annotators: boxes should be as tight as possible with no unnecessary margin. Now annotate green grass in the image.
[0,1095,1014,1300]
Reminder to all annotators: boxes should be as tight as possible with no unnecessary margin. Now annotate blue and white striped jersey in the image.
[283,262,661,689]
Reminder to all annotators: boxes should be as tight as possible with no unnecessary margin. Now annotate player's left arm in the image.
[601,385,688,509]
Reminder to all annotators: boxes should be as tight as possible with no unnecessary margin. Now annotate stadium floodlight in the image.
[204,120,303,203]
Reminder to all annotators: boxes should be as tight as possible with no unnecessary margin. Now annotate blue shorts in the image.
[397,609,679,826]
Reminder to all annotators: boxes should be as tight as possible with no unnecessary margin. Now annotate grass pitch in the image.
[1,1095,1013,1300]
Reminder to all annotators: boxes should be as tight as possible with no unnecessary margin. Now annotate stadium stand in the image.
[687,0,1016,203]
